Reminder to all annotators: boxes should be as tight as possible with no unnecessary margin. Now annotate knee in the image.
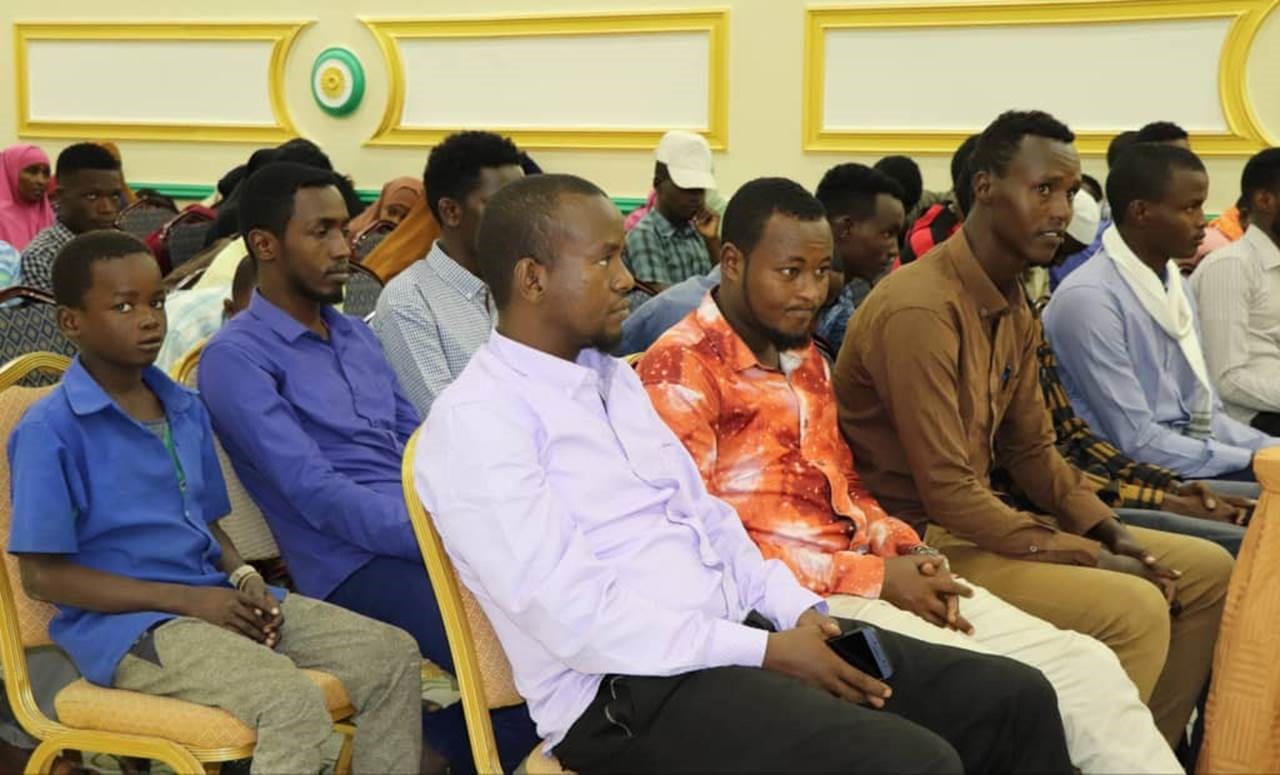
[1179,539,1235,604]
[991,657,1060,717]
[854,724,963,774]
[1104,575,1171,647]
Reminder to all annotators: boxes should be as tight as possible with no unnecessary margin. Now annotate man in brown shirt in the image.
[834,110,1232,751]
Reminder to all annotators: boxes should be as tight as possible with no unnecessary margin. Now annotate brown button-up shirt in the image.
[833,230,1108,565]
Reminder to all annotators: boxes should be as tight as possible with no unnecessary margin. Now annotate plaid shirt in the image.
[19,220,75,294]
[623,207,711,286]
[372,240,495,417]
[1033,315,1180,509]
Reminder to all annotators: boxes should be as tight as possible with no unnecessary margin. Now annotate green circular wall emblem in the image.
[311,47,365,117]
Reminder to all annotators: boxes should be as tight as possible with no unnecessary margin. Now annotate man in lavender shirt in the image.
[416,174,1073,773]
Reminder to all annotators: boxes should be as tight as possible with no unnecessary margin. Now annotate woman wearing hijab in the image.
[348,176,424,236]
[0,143,54,250]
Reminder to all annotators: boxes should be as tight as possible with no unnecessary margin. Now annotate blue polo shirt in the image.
[6,358,281,686]
[198,292,421,600]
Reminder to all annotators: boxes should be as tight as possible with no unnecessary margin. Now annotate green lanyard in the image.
[161,424,187,493]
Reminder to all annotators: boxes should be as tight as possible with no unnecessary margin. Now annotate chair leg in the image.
[202,763,220,775]
[22,741,61,775]
[333,727,355,775]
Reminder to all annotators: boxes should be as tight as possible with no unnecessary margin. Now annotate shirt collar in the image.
[245,290,349,344]
[487,329,613,395]
[63,355,193,418]
[426,240,489,301]
[648,208,696,238]
[1243,224,1280,270]
[691,290,821,373]
[946,230,1014,317]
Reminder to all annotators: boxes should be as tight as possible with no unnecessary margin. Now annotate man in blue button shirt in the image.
[8,230,423,773]
[198,162,537,772]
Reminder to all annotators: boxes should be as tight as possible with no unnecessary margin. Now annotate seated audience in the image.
[93,141,137,210]
[873,155,924,219]
[1135,121,1191,149]
[0,144,54,250]
[154,255,256,372]
[8,230,423,774]
[419,172,1073,774]
[1046,143,1280,481]
[347,176,423,236]
[1191,148,1280,436]
[639,176,1179,772]
[901,135,978,264]
[197,162,536,772]
[813,163,905,351]
[624,130,720,290]
[20,143,124,295]
[1208,198,1246,242]
[833,110,1233,748]
[374,132,524,416]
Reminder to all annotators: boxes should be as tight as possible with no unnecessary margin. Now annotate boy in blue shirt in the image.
[6,230,422,774]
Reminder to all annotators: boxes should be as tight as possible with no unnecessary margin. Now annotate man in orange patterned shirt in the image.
[639,176,1179,773]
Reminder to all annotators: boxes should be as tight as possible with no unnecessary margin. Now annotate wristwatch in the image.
[228,564,261,590]
[908,545,949,567]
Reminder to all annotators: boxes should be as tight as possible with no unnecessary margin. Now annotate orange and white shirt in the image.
[639,292,923,598]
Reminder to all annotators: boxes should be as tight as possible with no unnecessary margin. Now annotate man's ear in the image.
[970,170,991,206]
[246,228,279,264]
[437,196,464,229]
[56,305,81,343]
[720,242,745,283]
[1129,199,1151,227]
[511,256,547,303]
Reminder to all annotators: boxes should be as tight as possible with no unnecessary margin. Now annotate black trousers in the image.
[555,622,1071,773]
[1251,410,1280,437]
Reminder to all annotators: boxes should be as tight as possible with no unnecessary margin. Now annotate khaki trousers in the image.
[114,593,423,774]
[926,524,1232,745]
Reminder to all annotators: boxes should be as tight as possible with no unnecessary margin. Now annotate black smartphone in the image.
[827,623,894,680]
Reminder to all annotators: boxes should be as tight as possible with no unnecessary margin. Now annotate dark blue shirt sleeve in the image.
[198,340,419,560]
[7,420,80,554]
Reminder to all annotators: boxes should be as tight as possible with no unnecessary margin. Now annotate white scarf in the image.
[1103,225,1214,438]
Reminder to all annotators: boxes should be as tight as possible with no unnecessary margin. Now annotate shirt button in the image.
[1029,544,1039,553]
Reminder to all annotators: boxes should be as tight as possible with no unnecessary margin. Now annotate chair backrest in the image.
[161,209,216,273]
[115,197,178,241]
[172,341,281,562]
[0,286,55,308]
[400,429,520,774]
[0,302,78,386]
[343,263,384,319]
[0,356,65,741]
[350,220,397,263]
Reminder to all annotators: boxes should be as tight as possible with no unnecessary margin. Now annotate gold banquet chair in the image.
[0,353,356,775]
[400,430,566,774]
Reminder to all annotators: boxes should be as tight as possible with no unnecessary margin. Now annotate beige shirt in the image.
[833,231,1108,565]
[1191,225,1280,423]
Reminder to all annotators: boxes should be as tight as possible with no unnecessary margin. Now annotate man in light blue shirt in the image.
[1045,143,1279,481]
[418,172,1072,773]
[615,265,719,355]
[374,131,524,416]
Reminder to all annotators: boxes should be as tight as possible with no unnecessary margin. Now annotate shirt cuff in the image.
[759,572,826,631]
[708,619,769,668]
[1208,441,1254,475]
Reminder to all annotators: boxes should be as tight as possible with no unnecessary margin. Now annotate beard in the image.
[589,326,623,354]
[288,270,345,305]
[743,282,813,353]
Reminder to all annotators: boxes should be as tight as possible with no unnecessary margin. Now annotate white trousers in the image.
[827,576,1182,774]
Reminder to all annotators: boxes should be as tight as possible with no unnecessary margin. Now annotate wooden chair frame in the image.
[0,353,356,774]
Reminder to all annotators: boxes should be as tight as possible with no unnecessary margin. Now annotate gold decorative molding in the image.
[803,0,1280,155]
[14,21,311,144]
[362,10,729,150]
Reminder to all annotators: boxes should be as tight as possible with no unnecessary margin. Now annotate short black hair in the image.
[237,162,339,259]
[969,111,1075,181]
[1107,130,1139,168]
[217,164,248,200]
[816,163,906,221]
[722,177,826,259]
[1135,121,1189,145]
[873,156,923,212]
[55,143,121,180]
[1240,147,1280,205]
[951,134,982,216]
[477,173,608,308]
[1106,143,1206,227]
[425,131,522,221]
[51,230,151,307]
[275,138,333,170]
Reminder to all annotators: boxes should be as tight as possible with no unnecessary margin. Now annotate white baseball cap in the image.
[655,130,717,191]
[1066,189,1102,245]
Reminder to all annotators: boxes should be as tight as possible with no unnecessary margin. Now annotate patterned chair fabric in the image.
[165,221,215,271]
[343,264,384,319]
[115,199,178,241]
[0,304,77,386]
[351,221,397,263]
